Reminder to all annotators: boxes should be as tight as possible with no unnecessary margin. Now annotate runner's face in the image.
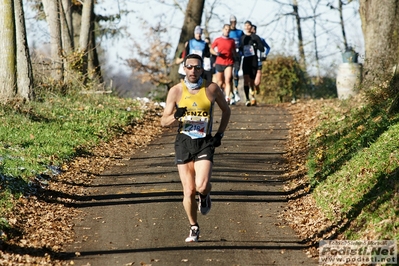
[184,58,203,83]
[230,21,236,29]
[223,26,230,37]
[245,23,252,33]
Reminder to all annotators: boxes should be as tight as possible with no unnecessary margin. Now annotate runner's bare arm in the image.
[161,86,181,127]
[211,83,231,134]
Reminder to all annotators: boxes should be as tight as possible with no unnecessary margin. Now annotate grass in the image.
[307,96,399,240]
[0,93,146,218]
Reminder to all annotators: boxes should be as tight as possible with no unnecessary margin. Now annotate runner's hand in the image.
[211,133,223,147]
[174,107,187,120]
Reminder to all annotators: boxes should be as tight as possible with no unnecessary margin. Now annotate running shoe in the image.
[198,193,211,215]
[185,225,200,242]
[234,91,241,102]
[245,100,251,107]
[251,99,257,106]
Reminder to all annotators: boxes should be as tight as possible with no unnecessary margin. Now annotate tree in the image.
[338,0,349,51]
[292,0,306,71]
[0,0,33,102]
[170,0,205,85]
[42,0,64,82]
[15,0,34,100]
[126,22,172,91]
[60,0,74,54]
[28,0,103,87]
[79,0,93,78]
[0,0,17,101]
[359,0,399,112]
[59,0,74,80]
[359,0,399,84]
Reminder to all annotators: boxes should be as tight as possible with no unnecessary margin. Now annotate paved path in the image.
[64,104,318,266]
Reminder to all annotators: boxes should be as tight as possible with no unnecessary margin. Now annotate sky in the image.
[25,0,364,78]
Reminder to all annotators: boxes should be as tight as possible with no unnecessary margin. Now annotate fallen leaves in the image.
[281,99,343,258]
[0,103,163,265]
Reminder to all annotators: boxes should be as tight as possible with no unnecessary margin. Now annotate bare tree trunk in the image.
[359,0,399,85]
[0,0,16,101]
[14,0,34,100]
[59,0,74,83]
[338,0,348,51]
[170,0,205,85]
[360,0,399,112]
[293,0,306,71]
[60,0,74,53]
[42,0,64,82]
[79,0,93,77]
[72,5,82,50]
[88,24,103,83]
[310,0,322,80]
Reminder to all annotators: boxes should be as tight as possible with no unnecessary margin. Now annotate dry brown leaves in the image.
[281,99,345,259]
[0,103,164,265]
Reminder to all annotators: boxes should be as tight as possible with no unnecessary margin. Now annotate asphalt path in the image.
[63,104,318,266]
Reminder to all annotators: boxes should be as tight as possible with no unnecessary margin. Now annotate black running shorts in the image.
[215,64,233,73]
[242,57,258,80]
[174,133,214,164]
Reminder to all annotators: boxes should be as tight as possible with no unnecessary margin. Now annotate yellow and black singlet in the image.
[177,81,214,139]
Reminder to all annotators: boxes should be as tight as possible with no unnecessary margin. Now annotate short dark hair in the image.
[184,54,203,66]
[244,20,252,26]
[252,25,257,31]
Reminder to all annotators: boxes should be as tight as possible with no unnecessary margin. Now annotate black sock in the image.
[191,223,199,228]
[244,85,250,100]
[199,193,207,199]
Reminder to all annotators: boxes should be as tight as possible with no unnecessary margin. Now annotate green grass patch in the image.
[308,98,399,240]
[0,93,145,216]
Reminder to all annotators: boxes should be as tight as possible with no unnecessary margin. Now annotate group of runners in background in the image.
[176,15,271,106]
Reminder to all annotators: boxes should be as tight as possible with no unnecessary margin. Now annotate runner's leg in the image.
[177,162,197,225]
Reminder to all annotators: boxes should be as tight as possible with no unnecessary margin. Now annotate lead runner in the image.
[160,53,231,242]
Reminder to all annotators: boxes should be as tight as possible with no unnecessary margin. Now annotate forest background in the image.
[24,0,363,100]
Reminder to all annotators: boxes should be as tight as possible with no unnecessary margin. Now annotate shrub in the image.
[258,55,306,103]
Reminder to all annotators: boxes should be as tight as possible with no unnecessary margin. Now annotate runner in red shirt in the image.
[211,24,238,104]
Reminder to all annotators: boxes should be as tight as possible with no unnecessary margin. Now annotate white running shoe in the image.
[234,91,241,102]
[185,225,200,242]
[198,193,211,215]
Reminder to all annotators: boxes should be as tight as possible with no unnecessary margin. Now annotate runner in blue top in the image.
[228,15,244,104]
[252,25,271,95]
[184,26,212,85]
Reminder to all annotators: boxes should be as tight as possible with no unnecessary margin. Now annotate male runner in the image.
[211,24,237,105]
[229,15,244,104]
[161,54,231,242]
[240,20,265,106]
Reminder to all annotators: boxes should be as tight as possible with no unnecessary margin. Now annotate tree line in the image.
[0,0,398,110]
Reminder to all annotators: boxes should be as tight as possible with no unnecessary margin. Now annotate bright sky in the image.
[25,0,364,77]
